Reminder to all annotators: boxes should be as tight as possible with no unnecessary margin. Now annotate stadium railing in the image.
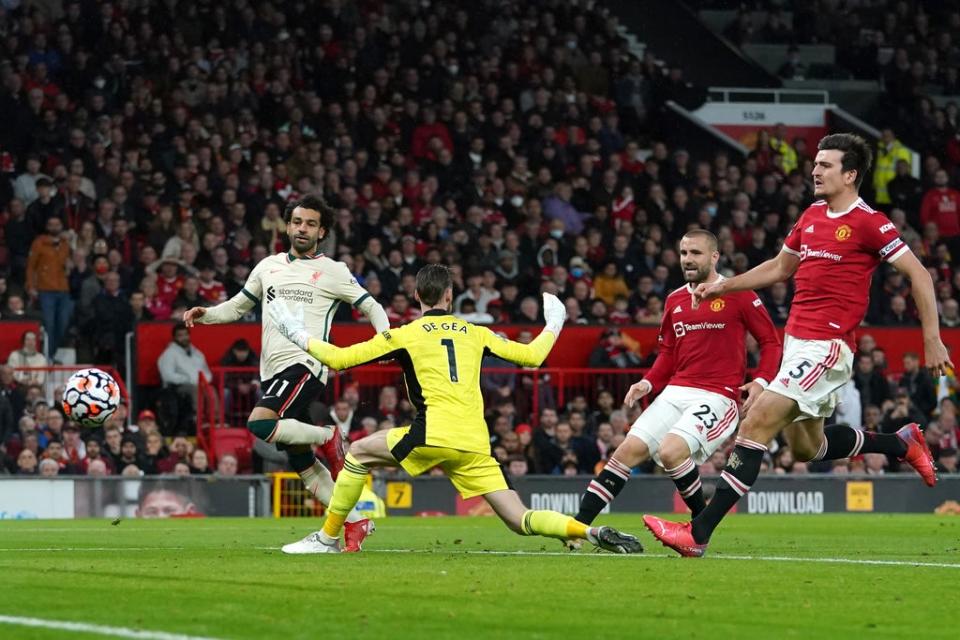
[197,365,658,430]
[12,365,130,424]
[194,365,667,469]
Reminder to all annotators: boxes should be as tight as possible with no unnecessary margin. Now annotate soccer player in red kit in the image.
[574,230,782,526]
[645,133,951,557]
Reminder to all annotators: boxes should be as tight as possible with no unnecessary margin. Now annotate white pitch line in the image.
[361,547,960,569]
[4,545,957,570]
[0,547,185,552]
[0,614,223,640]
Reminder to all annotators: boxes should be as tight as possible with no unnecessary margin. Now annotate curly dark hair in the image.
[283,194,335,232]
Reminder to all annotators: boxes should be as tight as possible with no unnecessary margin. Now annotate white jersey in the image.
[200,251,387,382]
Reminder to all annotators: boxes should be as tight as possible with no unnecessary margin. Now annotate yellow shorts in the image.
[386,426,509,499]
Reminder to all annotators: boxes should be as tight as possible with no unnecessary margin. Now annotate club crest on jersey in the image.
[835,224,852,241]
[779,377,790,387]
[710,299,725,312]
[310,271,322,284]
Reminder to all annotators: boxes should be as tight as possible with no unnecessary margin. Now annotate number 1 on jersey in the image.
[440,338,459,382]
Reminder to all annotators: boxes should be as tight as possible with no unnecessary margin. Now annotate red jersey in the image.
[645,281,782,401]
[198,280,227,304]
[920,187,960,237]
[157,274,184,307]
[782,198,907,346]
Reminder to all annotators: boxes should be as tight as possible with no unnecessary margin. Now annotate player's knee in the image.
[658,439,691,470]
[738,413,770,441]
[247,418,277,441]
[613,436,649,468]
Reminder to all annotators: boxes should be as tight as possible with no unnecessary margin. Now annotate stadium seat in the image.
[209,428,255,474]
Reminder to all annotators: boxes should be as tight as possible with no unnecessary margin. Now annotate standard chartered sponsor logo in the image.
[278,287,314,303]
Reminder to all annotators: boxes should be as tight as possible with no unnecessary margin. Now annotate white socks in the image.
[271,419,334,445]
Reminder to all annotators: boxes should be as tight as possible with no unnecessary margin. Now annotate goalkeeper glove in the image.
[268,299,311,351]
[543,292,566,335]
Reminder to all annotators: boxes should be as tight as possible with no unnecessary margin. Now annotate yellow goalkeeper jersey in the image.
[306,309,556,455]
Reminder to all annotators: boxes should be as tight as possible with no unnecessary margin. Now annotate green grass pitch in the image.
[0,515,958,639]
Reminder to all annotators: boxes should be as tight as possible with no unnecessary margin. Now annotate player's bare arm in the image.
[692,251,799,308]
[891,250,954,376]
[183,306,205,327]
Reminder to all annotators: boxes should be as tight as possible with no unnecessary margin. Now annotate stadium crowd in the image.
[0,0,958,477]
[718,0,960,159]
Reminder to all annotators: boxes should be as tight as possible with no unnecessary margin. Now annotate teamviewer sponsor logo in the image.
[674,321,725,337]
[799,244,842,262]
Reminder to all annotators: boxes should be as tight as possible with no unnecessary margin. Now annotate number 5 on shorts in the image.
[788,360,813,379]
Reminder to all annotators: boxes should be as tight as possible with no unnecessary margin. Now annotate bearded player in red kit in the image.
[645,133,951,557]
[573,229,781,527]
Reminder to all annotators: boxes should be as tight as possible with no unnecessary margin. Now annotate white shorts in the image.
[628,385,739,466]
[768,335,854,419]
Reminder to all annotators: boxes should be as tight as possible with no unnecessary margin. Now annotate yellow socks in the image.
[520,510,590,540]
[321,454,368,539]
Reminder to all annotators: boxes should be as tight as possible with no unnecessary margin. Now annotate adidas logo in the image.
[674,305,682,313]
[804,225,815,233]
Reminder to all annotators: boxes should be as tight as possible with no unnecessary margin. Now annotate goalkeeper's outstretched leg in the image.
[483,489,643,554]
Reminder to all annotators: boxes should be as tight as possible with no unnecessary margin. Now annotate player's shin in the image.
[321,454,369,540]
[812,425,907,460]
[664,458,706,517]
[691,437,767,544]
[270,419,335,446]
[521,509,594,542]
[575,457,631,524]
[300,460,362,524]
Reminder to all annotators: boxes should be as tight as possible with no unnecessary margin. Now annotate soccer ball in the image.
[62,368,121,426]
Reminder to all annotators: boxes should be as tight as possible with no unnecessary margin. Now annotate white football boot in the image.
[281,531,341,554]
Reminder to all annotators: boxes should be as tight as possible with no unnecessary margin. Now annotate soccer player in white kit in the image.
[645,133,951,557]
[574,230,781,526]
[183,195,389,552]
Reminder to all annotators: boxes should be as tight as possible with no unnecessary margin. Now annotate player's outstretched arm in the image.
[693,251,799,307]
[334,262,390,332]
[481,293,566,367]
[356,294,389,333]
[184,289,257,327]
[893,251,954,376]
[269,299,395,370]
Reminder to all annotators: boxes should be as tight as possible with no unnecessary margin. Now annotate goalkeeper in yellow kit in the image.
[269,264,642,554]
